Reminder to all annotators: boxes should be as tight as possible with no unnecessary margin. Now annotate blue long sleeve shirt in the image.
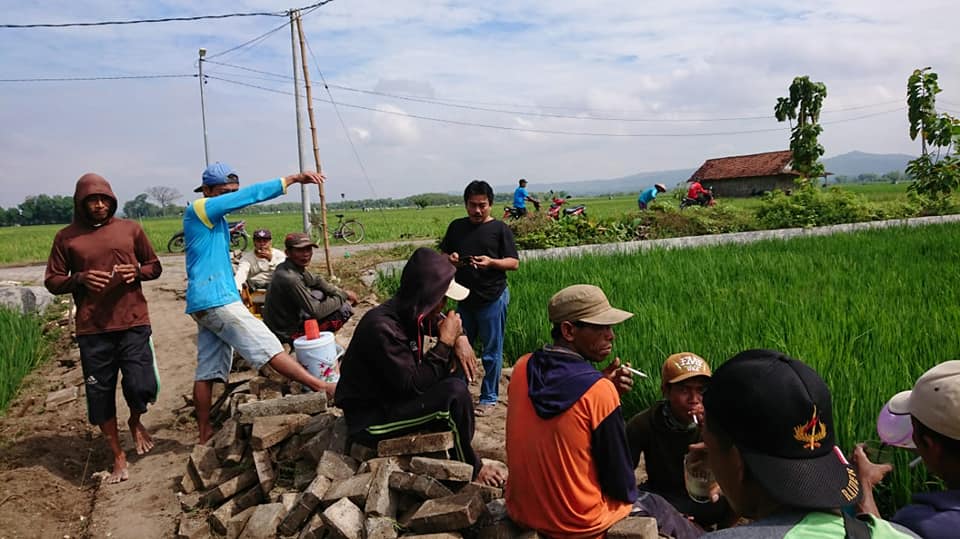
[184,178,287,314]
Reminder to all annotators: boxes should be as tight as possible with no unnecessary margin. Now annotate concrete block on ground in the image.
[409,457,472,482]
[350,442,377,462]
[251,413,311,451]
[478,498,507,526]
[297,514,327,539]
[225,506,257,539]
[260,387,283,401]
[456,482,503,504]
[321,497,365,539]
[302,429,334,463]
[316,450,359,480]
[359,456,408,475]
[208,486,264,535]
[180,465,201,494]
[321,472,372,507]
[239,502,285,539]
[327,416,349,454]
[178,492,201,512]
[365,457,398,518]
[212,417,240,456]
[279,474,331,535]
[389,471,454,500]
[229,370,257,385]
[294,459,318,491]
[477,519,529,539]
[230,393,258,418]
[277,434,305,462]
[407,491,485,533]
[0,285,55,315]
[45,386,79,408]
[189,444,220,477]
[282,492,299,512]
[301,412,338,436]
[607,516,659,539]
[377,432,453,457]
[238,393,327,424]
[176,515,210,539]
[365,515,398,539]
[252,450,275,493]
[198,465,244,491]
[201,468,258,507]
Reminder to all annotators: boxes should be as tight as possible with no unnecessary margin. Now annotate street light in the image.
[198,47,210,166]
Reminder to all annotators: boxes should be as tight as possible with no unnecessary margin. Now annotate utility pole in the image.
[289,9,311,233]
[295,13,333,277]
[198,48,210,166]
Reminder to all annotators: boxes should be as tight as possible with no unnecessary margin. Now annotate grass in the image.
[499,221,960,513]
[0,307,49,412]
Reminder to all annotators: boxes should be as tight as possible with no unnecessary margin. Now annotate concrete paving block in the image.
[316,450,359,481]
[607,516,659,539]
[277,434,305,462]
[327,416,349,454]
[302,429,334,463]
[409,457,472,482]
[365,515,399,539]
[45,386,79,407]
[389,471,454,500]
[238,393,327,424]
[201,469,258,507]
[321,472,372,507]
[178,492,201,512]
[406,491,485,533]
[350,442,377,462]
[456,482,502,504]
[251,413,311,451]
[225,506,257,539]
[297,514,327,539]
[208,486,264,535]
[176,515,210,539]
[321,497,365,539]
[365,457,399,518]
[198,465,244,491]
[301,412,338,436]
[212,417,240,455]
[189,444,220,477]
[252,450,275,493]
[377,432,453,457]
[239,502,286,539]
[294,459,318,491]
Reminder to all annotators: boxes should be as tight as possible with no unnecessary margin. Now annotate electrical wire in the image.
[0,0,335,28]
[0,74,194,82]
[202,1,332,62]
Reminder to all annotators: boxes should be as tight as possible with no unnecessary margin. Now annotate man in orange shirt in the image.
[505,285,701,539]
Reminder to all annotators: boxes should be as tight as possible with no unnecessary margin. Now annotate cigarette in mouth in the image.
[692,415,699,426]
[623,366,647,378]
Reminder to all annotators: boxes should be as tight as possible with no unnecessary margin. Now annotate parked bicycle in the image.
[309,212,365,244]
[167,220,249,253]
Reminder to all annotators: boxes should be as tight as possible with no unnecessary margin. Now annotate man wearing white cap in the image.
[855,360,960,538]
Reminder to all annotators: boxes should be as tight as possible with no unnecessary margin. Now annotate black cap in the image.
[704,349,861,509]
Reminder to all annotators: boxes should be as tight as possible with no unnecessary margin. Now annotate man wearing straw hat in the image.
[854,361,960,538]
[183,162,335,444]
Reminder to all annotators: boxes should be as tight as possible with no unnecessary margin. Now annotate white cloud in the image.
[0,0,958,206]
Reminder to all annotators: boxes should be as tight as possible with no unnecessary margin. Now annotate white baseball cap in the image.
[888,360,960,440]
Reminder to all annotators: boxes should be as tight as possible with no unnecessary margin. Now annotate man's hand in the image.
[852,443,892,517]
[114,264,139,284]
[345,289,359,305]
[453,334,479,383]
[448,252,462,267]
[77,269,112,292]
[284,171,325,187]
[470,255,492,269]
[687,442,723,502]
[602,357,634,396]
[438,310,462,347]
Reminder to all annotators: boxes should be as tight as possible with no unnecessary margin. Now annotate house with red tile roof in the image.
[688,150,801,197]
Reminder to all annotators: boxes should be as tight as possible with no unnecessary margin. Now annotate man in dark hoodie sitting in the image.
[505,284,701,539]
[334,247,506,486]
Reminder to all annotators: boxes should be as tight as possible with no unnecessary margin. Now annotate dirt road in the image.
[0,253,507,538]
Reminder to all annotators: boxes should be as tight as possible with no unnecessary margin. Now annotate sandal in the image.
[474,403,496,417]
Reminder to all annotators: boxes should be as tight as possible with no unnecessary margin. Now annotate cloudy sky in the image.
[1,0,957,208]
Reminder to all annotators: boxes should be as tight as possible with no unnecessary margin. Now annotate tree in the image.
[905,68,960,197]
[18,194,73,225]
[122,194,161,219]
[146,186,182,215]
[775,76,828,181]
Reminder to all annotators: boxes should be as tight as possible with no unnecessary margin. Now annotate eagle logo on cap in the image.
[793,406,827,450]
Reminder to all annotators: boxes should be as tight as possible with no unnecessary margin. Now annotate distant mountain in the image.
[493,151,916,196]
[821,151,915,177]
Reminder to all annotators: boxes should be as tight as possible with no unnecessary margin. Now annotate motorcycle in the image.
[548,194,586,219]
[680,190,716,210]
[167,220,249,253]
[503,199,540,220]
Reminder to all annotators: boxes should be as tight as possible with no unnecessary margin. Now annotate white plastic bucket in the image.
[293,331,344,383]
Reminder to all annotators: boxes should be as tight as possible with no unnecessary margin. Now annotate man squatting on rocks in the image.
[627,352,734,528]
[855,360,960,538]
[506,284,701,539]
[262,232,358,345]
[335,247,506,486]
[439,180,519,417]
[45,173,162,484]
[183,162,335,444]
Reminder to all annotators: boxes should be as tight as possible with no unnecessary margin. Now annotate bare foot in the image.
[128,419,154,455]
[107,455,129,484]
[476,460,508,487]
[198,423,213,445]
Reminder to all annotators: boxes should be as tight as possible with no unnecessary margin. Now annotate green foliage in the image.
[0,306,49,412]
[775,76,828,180]
[755,184,918,228]
[122,193,163,219]
[906,68,960,197]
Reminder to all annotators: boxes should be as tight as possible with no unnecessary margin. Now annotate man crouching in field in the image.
[45,173,162,484]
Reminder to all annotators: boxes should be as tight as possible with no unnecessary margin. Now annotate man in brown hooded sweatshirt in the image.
[45,173,162,484]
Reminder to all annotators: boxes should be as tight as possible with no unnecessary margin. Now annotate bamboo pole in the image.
[295,12,334,277]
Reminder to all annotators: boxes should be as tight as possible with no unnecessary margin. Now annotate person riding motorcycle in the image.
[686,180,713,207]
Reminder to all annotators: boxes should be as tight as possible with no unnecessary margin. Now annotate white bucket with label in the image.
[293,331,344,383]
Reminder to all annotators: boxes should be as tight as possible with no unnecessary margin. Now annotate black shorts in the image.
[77,326,158,425]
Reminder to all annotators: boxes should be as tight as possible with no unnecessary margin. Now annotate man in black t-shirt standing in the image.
[440,180,519,416]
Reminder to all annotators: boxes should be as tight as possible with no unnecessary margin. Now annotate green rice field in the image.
[0,307,48,412]
[502,221,959,511]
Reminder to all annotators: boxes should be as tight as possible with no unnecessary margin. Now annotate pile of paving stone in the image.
[174,369,659,539]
